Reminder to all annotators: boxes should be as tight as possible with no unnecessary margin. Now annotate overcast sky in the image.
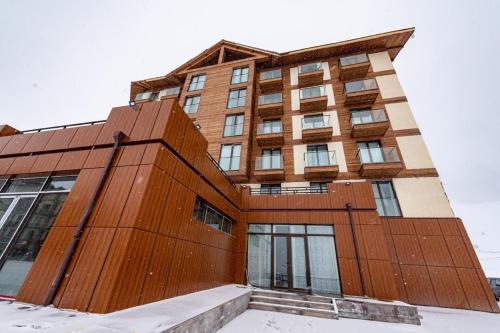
[1,0,499,274]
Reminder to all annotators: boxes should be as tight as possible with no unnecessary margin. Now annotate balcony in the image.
[299,86,328,113]
[304,151,339,180]
[297,62,324,88]
[259,69,283,93]
[254,155,285,181]
[301,115,333,143]
[339,54,370,81]
[134,87,181,102]
[256,123,284,147]
[357,147,403,177]
[344,79,379,106]
[258,93,283,117]
[350,109,390,138]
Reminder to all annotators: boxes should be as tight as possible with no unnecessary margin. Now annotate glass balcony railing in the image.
[344,79,378,94]
[304,151,337,167]
[255,155,283,170]
[350,109,387,126]
[299,85,326,100]
[299,62,322,74]
[257,123,283,135]
[340,53,369,66]
[260,69,282,80]
[258,93,283,105]
[357,147,400,164]
[302,115,331,130]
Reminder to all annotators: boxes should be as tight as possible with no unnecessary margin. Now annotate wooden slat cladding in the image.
[381,217,499,312]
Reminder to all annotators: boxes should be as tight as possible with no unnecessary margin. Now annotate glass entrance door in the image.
[272,235,308,291]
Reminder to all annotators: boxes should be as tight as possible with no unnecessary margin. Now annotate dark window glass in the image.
[0,179,7,191]
[310,182,329,193]
[2,178,45,193]
[371,181,401,217]
[0,197,35,255]
[260,184,281,195]
[43,176,76,192]
[188,74,206,91]
[227,89,246,108]
[192,198,205,221]
[191,197,233,234]
[231,67,249,84]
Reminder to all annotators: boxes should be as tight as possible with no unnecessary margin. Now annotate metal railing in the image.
[206,152,236,188]
[340,53,369,66]
[344,79,378,94]
[302,115,331,130]
[299,85,326,100]
[350,109,387,126]
[250,186,329,195]
[357,147,400,164]
[257,122,283,135]
[18,119,106,134]
[255,155,283,170]
[260,69,282,80]
[258,93,282,105]
[304,151,337,167]
[299,62,322,74]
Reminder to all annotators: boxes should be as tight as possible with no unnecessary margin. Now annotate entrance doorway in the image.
[247,224,341,296]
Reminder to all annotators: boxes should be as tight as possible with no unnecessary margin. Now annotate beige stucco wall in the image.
[292,141,347,174]
[368,51,393,72]
[291,89,300,111]
[396,135,435,169]
[386,102,418,130]
[376,74,405,99]
[291,83,335,111]
[290,62,330,86]
[393,177,455,218]
[291,110,341,140]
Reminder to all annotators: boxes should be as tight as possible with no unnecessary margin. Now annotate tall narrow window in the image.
[306,144,330,167]
[371,181,401,217]
[231,67,249,84]
[261,149,282,169]
[227,89,246,108]
[188,74,206,91]
[357,141,383,163]
[183,96,201,114]
[223,114,244,137]
[219,144,241,171]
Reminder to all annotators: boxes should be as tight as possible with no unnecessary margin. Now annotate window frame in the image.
[188,74,207,91]
[231,66,249,84]
[227,88,247,109]
[219,144,241,171]
[371,180,402,217]
[223,114,245,137]
[183,95,201,114]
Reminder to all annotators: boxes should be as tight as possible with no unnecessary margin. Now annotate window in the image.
[261,149,282,169]
[357,141,383,163]
[371,181,401,217]
[260,69,281,80]
[158,87,181,98]
[350,109,387,125]
[259,119,282,134]
[258,93,282,105]
[188,74,206,91]
[227,89,246,108]
[306,144,331,167]
[0,175,77,297]
[299,86,325,99]
[223,114,244,137]
[192,197,233,234]
[183,96,201,114]
[260,184,281,195]
[310,182,329,193]
[299,62,322,74]
[340,53,368,66]
[302,114,329,129]
[231,67,249,84]
[219,144,241,171]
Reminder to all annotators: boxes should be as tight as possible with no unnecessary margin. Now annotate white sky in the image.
[1,0,499,275]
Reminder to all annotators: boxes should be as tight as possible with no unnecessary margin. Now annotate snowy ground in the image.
[218,305,500,333]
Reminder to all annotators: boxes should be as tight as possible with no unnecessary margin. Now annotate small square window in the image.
[223,114,244,137]
[231,67,249,84]
[183,96,201,114]
[227,89,246,108]
[188,74,206,91]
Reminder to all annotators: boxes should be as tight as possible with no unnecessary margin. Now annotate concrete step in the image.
[248,301,338,319]
[336,298,420,325]
[251,295,335,311]
[252,289,333,304]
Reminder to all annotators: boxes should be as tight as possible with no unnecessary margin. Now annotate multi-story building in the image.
[0,28,498,314]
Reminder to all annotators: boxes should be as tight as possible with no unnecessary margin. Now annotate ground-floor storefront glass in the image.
[247,224,341,296]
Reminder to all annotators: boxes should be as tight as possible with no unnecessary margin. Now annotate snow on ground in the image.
[0,285,249,333]
[218,304,500,333]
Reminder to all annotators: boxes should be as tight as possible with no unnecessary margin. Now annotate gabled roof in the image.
[130,27,415,100]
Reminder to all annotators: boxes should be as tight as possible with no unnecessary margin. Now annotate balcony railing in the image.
[299,62,322,74]
[249,186,328,195]
[344,79,378,94]
[350,109,387,126]
[357,147,400,164]
[18,119,106,134]
[304,151,337,167]
[340,53,369,67]
[257,123,283,134]
[302,115,331,130]
[299,85,326,100]
[255,155,283,170]
[258,93,283,105]
[260,69,282,80]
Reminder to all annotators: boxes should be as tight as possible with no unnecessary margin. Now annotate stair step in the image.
[248,301,338,319]
[251,295,335,310]
[252,290,332,304]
